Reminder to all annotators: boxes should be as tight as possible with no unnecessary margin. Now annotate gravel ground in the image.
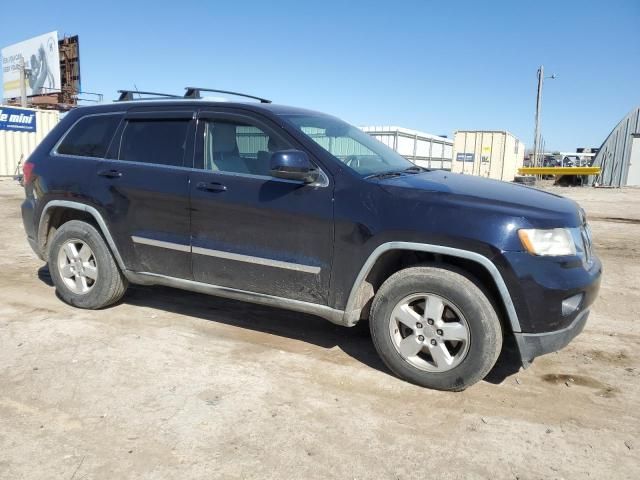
[0,178,638,479]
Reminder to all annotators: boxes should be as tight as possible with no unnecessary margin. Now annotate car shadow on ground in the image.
[37,265,522,386]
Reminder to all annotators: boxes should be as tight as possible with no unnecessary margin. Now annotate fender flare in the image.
[341,241,522,333]
[37,200,127,271]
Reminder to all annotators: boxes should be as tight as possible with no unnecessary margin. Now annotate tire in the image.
[369,265,502,391]
[48,220,128,309]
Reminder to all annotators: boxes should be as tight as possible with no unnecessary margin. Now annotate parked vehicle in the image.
[543,156,562,167]
[20,88,601,390]
[562,155,580,167]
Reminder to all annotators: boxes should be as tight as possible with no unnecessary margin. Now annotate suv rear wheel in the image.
[369,265,502,391]
[48,220,128,309]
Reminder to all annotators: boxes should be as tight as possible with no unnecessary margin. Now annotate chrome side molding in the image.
[191,246,321,274]
[132,235,190,252]
[131,234,322,274]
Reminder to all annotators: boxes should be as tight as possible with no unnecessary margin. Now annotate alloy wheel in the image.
[388,293,470,372]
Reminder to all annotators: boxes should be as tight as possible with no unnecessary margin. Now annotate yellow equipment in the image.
[518,167,601,175]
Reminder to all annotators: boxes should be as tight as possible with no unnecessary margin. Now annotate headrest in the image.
[212,123,238,153]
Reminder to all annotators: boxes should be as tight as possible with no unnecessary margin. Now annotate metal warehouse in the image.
[360,126,453,170]
[451,130,524,182]
[592,105,640,187]
[0,106,60,176]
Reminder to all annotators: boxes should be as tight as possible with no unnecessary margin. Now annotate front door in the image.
[189,110,334,304]
[95,108,196,278]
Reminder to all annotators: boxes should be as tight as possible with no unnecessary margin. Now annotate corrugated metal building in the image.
[451,130,524,182]
[0,106,60,176]
[360,126,453,170]
[591,106,640,187]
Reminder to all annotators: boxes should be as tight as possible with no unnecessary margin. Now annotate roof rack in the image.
[116,90,181,102]
[184,87,271,104]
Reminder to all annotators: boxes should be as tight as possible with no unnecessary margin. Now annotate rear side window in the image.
[56,114,121,158]
[119,120,189,167]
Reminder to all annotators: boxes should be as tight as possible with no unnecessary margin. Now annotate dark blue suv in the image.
[20,88,602,390]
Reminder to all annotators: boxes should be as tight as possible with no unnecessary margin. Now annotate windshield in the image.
[281,114,414,176]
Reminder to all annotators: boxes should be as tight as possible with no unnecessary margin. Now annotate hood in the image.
[375,170,581,227]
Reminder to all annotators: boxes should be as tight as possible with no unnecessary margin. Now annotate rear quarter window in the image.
[56,114,122,158]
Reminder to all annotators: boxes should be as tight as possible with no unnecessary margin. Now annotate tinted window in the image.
[119,120,189,167]
[202,120,291,176]
[57,114,121,158]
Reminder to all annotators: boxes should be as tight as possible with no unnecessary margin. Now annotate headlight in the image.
[518,228,577,256]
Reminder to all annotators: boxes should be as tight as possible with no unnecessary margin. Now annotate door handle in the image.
[197,181,227,192]
[97,169,123,179]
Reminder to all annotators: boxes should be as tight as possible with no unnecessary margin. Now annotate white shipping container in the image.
[360,125,453,169]
[451,130,524,182]
[0,106,60,176]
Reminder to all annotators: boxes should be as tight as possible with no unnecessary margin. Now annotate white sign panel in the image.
[2,31,60,98]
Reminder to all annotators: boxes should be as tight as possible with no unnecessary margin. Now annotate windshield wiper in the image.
[364,171,404,180]
[365,166,429,180]
[403,166,429,173]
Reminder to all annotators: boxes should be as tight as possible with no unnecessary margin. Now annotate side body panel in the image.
[92,108,196,278]
[189,109,335,304]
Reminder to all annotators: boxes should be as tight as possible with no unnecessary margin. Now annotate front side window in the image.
[201,119,291,176]
[56,114,121,158]
[119,120,189,167]
[281,114,414,176]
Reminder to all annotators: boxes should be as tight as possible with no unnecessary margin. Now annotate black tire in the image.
[369,265,503,391]
[48,220,128,309]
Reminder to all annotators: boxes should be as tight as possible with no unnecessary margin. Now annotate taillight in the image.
[22,161,35,185]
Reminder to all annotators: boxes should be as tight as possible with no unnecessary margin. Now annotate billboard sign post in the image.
[2,31,61,99]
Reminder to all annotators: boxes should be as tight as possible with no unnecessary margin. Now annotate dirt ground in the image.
[0,178,638,479]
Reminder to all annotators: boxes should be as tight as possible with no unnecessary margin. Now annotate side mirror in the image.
[270,150,319,184]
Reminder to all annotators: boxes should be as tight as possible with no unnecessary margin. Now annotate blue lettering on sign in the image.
[0,107,37,133]
[456,153,474,162]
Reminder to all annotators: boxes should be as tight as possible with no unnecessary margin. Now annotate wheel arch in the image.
[341,242,522,334]
[37,200,127,271]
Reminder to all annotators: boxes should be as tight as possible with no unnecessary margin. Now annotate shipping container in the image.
[451,130,524,182]
[0,106,60,176]
[360,126,453,170]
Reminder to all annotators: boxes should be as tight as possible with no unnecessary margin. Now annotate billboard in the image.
[2,31,61,99]
[0,106,37,132]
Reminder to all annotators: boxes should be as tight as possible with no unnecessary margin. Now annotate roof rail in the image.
[184,87,271,104]
[116,90,181,102]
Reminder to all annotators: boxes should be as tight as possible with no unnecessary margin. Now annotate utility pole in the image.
[532,66,544,167]
[18,57,29,108]
[532,66,556,167]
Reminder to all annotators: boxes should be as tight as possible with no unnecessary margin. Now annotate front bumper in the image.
[497,252,602,333]
[495,251,601,367]
[514,309,589,367]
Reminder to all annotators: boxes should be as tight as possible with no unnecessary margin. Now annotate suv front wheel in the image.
[48,220,128,309]
[369,265,503,391]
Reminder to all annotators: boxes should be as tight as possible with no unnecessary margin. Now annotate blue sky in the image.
[1,0,638,151]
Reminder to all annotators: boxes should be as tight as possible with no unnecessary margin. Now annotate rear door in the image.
[95,108,196,278]
[189,109,334,304]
